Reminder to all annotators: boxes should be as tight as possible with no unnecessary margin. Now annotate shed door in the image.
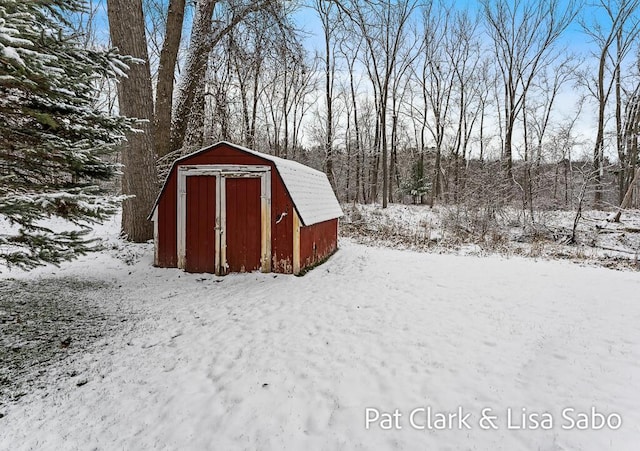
[185,175,216,273]
[225,177,262,273]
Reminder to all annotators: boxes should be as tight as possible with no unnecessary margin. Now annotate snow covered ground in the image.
[1,212,640,450]
[342,203,640,269]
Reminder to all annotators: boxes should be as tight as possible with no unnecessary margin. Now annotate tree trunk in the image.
[345,121,351,203]
[380,91,389,208]
[154,0,186,158]
[615,29,624,204]
[349,66,362,203]
[183,81,207,149]
[593,102,606,209]
[107,0,158,242]
[170,0,216,153]
[249,58,262,148]
[612,167,640,222]
[612,94,640,221]
[504,110,515,182]
[323,22,335,189]
[371,111,380,202]
[593,46,609,209]
[565,158,570,207]
[389,110,397,204]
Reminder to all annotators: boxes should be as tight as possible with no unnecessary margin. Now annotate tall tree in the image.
[0,0,133,268]
[419,3,456,205]
[339,36,364,202]
[481,0,577,181]
[338,0,417,207]
[107,0,158,242]
[580,0,640,208]
[611,83,640,220]
[520,57,576,218]
[170,0,277,153]
[154,0,187,158]
[313,0,338,189]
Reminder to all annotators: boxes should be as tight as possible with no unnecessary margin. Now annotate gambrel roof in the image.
[152,141,343,226]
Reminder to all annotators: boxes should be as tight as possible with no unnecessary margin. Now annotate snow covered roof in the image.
[154,142,343,226]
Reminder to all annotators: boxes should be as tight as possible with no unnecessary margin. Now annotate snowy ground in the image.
[1,211,640,450]
[0,277,128,405]
[342,203,640,270]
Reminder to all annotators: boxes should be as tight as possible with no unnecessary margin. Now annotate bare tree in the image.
[417,3,456,206]
[339,36,365,202]
[446,7,483,202]
[611,81,640,220]
[337,0,417,207]
[580,0,640,208]
[313,0,339,189]
[520,57,577,219]
[617,82,640,204]
[481,0,577,182]
[547,102,585,207]
[170,0,278,153]
[256,23,309,157]
[388,25,421,203]
[227,16,274,148]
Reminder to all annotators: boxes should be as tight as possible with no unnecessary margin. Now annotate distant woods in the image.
[96,0,640,240]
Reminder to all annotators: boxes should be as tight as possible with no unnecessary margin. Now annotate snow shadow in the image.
[0,277,125,410]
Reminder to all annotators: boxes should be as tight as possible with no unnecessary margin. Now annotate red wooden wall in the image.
[225,177,261,273]
[184,175,216,273]
[299,218,339,271]
[155,143,295,272]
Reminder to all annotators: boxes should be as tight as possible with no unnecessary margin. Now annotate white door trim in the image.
[292,209,301,275]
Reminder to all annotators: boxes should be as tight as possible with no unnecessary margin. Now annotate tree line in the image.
[2,0,639,268]
[104,0,640,242]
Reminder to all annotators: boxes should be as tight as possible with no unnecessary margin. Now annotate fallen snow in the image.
[1,213,640,450]
[1,46,24,67]
[343,203,640,268]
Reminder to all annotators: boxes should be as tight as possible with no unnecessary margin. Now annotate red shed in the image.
[150,141,343,275]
